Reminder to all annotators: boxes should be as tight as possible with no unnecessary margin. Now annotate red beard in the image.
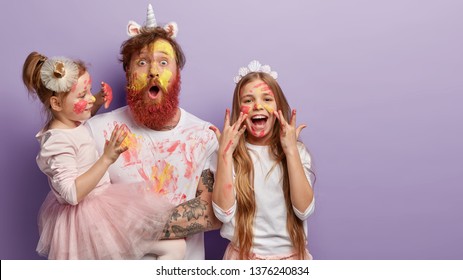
[127,73,181,130]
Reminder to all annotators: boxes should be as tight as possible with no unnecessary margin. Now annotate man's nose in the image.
[149,66,160,78]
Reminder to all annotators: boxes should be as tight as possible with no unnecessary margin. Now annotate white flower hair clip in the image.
[127,4,178,38]
[40,57,78,93]
[234,60,278,83]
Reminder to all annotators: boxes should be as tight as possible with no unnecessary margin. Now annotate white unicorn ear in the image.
[163,22,178,38]
[127,20,142,37]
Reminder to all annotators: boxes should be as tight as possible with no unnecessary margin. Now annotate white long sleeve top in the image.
[212,142,315,256]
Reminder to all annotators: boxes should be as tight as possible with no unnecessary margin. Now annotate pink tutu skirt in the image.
[36,183,174,259]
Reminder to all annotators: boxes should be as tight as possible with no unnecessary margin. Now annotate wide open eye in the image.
[138,60,148,66]
[160,60,168,66]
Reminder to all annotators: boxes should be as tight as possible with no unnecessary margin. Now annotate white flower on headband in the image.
[40,57,78,93]
[234,60,278,83]
[127,4,178,38]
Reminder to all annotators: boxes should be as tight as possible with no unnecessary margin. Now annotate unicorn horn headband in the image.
[127,4,178,38]
[234,60,278,83]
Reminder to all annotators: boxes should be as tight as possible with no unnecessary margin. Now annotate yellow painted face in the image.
[149,40,175,60]
[149,40,175,93]
[127,39,177,96]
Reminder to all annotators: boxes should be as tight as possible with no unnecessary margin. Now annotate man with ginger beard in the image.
[85,22,220,259]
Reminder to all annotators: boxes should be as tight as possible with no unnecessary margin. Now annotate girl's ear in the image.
[50,96,62,111]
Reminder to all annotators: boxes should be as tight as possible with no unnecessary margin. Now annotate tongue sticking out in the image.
[252,117,267,129]
[148,86,160,99]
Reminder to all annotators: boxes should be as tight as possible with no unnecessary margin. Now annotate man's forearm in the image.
[162,169,221,239]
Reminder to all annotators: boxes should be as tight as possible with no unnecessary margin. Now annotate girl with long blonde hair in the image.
[211,60,315,260]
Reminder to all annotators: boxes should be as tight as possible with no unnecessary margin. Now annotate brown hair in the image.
[120,27,186,72]
[231,72,309,259]
[22,52,87,127]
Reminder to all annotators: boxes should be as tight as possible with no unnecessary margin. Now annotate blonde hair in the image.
[231,72,308,259]
[22,52,87,128]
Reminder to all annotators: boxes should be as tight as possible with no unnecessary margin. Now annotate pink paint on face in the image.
[253,82,267,89]
[70,82,78,93]
[73,100,88,114]
[240,105,251,114]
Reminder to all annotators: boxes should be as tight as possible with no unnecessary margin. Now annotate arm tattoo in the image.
[201,169,214,193]
[162,169,216,239]
[163,197,211,238]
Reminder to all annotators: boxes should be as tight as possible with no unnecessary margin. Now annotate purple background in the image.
[1,0,462,260]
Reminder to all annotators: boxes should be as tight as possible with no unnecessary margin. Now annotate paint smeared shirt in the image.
[85,106,218,260]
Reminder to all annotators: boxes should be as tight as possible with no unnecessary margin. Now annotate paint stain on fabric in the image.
[73,100,87,114]
[120,128,143,166]
[167,140,180,154]
[180,142,195,179]
[151,162,175,193]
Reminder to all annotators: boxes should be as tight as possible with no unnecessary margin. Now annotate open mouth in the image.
[251,115,268,127]
[148,85,160,99]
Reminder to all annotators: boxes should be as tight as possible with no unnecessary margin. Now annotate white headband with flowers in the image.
[40,57,78,93]
[127,4,178,38]
[234,60,278,84]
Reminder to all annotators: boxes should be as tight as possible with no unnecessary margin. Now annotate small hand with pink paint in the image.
[210,109,247,158]
[274,109,307,155]
[102,124,129,165]
[91,82,113,116]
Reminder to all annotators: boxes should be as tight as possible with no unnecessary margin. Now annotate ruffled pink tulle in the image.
[36,183,173,259]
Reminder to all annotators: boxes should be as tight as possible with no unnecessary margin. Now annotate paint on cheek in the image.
[128,72,148,91]
[158,69,172,92]
[263,104,274,114]
[241,105,251,114]
[73,100,88,114]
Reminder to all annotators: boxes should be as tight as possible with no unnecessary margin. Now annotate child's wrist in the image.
[218,149,234,158]
[99,155,115,167]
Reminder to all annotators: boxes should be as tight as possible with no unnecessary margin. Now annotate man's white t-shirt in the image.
[86,106,218,259]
